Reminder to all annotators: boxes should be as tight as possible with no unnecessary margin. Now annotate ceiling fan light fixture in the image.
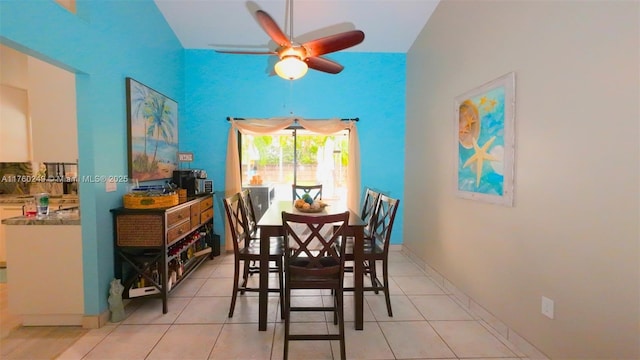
[214,6,364,78]
[274,56,308,80]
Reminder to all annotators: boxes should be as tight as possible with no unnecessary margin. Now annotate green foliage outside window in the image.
[242,133,348,166]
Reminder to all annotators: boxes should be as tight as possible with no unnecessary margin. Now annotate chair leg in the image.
[369,260,379,294]
[283,285,291,360]
[333,289,338,325]
[382,258,393,317]
[249,259,257,275]
[337,287,346,360]
[278,258,285,320]
[229,259,240,318]
[240,260,250,294]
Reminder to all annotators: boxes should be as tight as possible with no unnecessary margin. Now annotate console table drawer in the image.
[167,220,191,244]
[200,207,213,223]
[167,207,190,227]
[200,197,213,210]
[190,203,200,227]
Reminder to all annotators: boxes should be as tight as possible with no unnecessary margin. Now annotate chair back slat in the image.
[360,188,380,238]
[371,195,400,252]
[240,189,258,237]
[223,192,251,252]
[292,184,323,201]
[282,211,349,277]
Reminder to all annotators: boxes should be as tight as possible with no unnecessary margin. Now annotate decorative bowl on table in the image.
[294,198,328,213]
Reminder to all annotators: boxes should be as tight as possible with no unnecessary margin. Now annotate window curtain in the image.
[224,117,361,250]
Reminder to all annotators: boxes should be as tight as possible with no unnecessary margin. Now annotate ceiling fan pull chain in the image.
[289,0,294,40]
[288,81,294,112]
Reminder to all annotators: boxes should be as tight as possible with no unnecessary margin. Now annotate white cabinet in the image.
[0,206,24,265]
[0,45,77,163]
[27,57,77,163]
[0,85,31,162]
[0,44,31,162]
[6,224,84,325]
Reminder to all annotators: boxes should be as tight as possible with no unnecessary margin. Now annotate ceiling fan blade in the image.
[215,49,277,55]
[305,56,344,74]
[303,30,365,57]
[255,10,291,47]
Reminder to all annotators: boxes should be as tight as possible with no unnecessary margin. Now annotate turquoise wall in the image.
[0,0,405,318]
[182,50,406,246]
[0,0,184,316]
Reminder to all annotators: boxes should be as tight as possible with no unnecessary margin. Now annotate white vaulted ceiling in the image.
[154,0,440,53]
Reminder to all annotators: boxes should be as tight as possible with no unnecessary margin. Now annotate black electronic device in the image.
[172,170,197,196]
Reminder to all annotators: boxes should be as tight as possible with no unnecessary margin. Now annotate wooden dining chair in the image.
[281,211,350,360]
[292,184,323,202]
[222,192,284,318]
[360,187,380,242]
[342,187,380,283]
[343,194,399,317]
[241,188,286,270]
[240,188,261,244]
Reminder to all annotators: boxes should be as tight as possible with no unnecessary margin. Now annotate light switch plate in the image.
[106,179,117,192]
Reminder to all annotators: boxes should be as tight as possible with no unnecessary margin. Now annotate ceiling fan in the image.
[214,0,365,80]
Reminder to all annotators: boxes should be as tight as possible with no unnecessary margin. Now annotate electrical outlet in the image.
[106,179,117,192]
[541,296,554,319]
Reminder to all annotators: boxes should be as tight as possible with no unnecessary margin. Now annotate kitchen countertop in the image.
[0,194,79,205]
[1,210,80,225]
[1,194,80,225]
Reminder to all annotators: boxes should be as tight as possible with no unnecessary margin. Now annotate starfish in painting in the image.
[484,98,497,112]
[463,136,498,186]
[459,114,476,135]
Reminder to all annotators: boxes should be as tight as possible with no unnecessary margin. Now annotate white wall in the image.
[0,44,77,163]
[0,44,31,162]
[28,56,77,163]
[405,1,639,358]
[0,44,28,88]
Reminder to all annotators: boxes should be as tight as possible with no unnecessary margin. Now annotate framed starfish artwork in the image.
[454,72,515,206]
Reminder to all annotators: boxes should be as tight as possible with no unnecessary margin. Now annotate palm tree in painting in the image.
[130,82,151,160]
[130,80,175,177]
[146,95,175,168]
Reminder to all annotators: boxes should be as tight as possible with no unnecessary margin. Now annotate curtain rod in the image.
[226,117,359,122]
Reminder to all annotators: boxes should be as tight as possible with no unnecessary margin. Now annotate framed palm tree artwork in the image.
[126,77,178,182]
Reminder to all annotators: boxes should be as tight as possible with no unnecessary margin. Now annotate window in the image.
[240,127,349,201]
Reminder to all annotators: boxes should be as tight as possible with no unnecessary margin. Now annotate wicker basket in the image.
[116,214,164,246]
[123,193,179,209]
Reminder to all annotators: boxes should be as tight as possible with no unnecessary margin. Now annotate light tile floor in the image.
[19,250,530,359]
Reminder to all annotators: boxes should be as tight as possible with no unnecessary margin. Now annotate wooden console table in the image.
[111,193,215,313]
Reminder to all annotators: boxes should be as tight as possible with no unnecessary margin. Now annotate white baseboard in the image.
[21,314,83,326]
[400,245,549,360]
[82,309,110,329]
[18,310,110,329]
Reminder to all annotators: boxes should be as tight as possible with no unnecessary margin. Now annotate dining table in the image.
[257,200,367,331]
